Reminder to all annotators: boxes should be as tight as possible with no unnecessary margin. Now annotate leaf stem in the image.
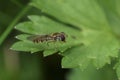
[0,4,31,46]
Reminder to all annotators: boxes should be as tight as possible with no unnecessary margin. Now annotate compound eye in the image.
[61,36,65,42]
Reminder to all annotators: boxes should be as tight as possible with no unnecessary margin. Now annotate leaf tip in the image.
[14,26,17,29]
[15,36,18,39]
[31,51,34,54]
[10,47,13,50]
[43,54,48,57]
[61,65,65,68]
[27,15,31,19]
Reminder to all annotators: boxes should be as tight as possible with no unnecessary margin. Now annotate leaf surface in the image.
[11,0,120,70]
[62,31,119,69]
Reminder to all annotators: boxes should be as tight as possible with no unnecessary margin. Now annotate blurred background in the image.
[0,0,69,80]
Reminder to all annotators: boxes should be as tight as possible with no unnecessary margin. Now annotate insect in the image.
[27,34,53,43]
[51,32,66,42]
[27,32,66,43]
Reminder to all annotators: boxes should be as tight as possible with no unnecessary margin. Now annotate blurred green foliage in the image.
[0,0,43,80]
[1,0,120,80]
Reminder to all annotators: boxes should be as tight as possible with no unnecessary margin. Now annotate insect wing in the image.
[27,35,45,43]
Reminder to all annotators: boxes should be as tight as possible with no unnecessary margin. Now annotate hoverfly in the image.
[27,32,66,43]
[51,32,66,42]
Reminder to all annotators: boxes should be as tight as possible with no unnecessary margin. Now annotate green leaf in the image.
[67,65,117,80]
[12,0,120,70]
[97,0,120,35]
[62,31,119,69]
[31,0,110,30]
[31,1,120,69]
[43,49,57,57]
[15,34,31,41]
[114,58,120,79]
[11,41,41,53]
[15,15,80,35]
[12,15,82,55]
[15,21,37,34]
